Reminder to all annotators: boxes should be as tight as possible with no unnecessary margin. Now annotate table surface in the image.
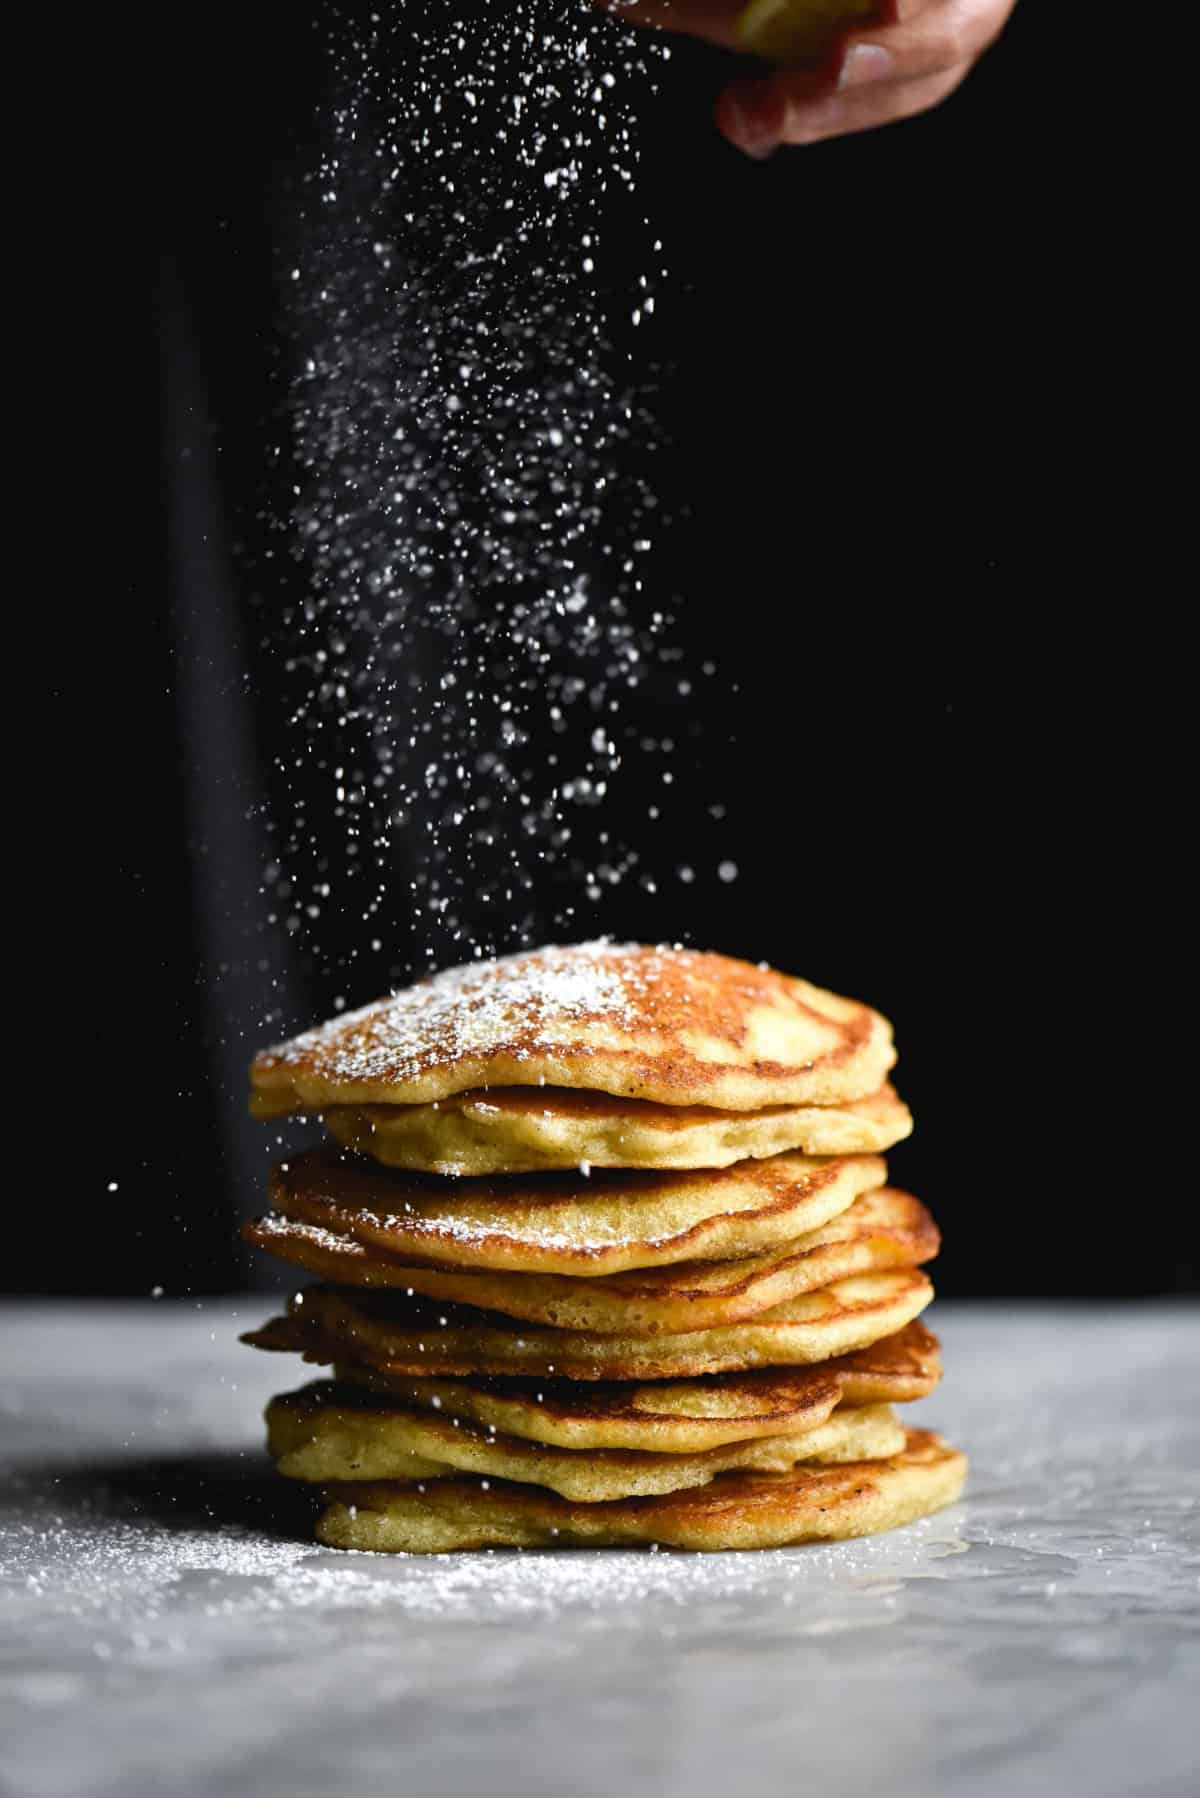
[2,1300,1196,1798]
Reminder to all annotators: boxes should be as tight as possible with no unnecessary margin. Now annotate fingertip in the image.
[715,78,786,160]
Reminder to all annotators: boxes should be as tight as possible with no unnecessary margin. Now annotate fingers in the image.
[591,0,1016,153]
[718,63,969,155]
[718,0,1015,154]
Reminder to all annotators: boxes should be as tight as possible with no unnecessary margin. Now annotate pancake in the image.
[322,1081,912,1176]
[245,1188,937,1334]
[266,1384,905,1500]
[250,943,896,1115]
[260,1143,885,1276]
[243,1268,934,1380]
[329,1320,942,1451]
[315,1429,967,1552]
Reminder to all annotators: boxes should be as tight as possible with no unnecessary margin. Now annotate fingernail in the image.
[721,94,778,161]
[838,44,895,89]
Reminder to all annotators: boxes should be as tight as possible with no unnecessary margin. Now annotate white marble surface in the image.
[1,1301,1196,1798]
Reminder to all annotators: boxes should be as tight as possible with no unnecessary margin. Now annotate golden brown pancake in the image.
[321,1081,912,1176]
[259,1143,885,1276]
[266,1384,905,1500]
[245,1188,936,1335]
[243,1268,934,1381]
[250,944,895,1115]
[328,1320,942,1451]
[315,1429,967,1552]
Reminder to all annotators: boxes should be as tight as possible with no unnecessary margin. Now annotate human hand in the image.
[594,1,1018,156]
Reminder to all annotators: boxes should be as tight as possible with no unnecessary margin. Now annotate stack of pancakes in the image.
[243,944,965,1553]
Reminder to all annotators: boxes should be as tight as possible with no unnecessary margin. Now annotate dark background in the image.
[43,2,1190,1299]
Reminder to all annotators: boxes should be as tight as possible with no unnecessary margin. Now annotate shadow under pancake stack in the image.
[243,944,966,1553]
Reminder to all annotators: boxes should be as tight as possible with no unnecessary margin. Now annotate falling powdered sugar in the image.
[245,0,730,1014]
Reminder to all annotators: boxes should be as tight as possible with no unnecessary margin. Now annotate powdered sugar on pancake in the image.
[262,943,645,1085]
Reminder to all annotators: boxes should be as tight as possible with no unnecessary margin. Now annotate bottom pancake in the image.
[316,1429,966,1553]
[266,1384,905,1501]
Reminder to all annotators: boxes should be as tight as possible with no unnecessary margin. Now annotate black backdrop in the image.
[44,2,1192,1298]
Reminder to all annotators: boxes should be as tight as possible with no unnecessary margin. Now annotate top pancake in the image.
[250,943,896,1115]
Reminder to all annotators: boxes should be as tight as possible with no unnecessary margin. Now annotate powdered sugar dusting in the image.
[264,941,654,1082]
[254,1215,370,1260]
[284,1199,635,1252]
[260,1202,625,1267]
